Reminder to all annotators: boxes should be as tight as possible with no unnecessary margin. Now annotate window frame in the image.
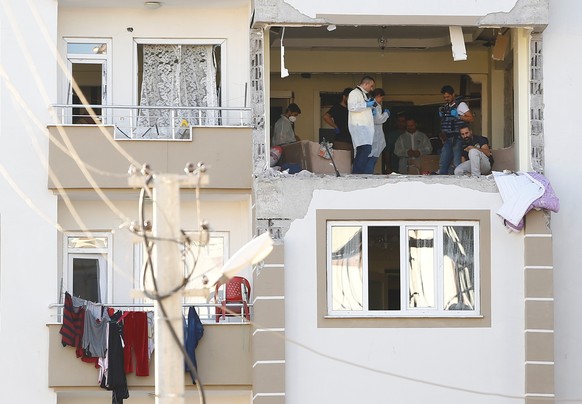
[316,209,491,328]
[326,220,481,318]
[132,37,226,109]
[182,230,230,304]
[63,232,113,304]
[132,230,229,306]
[63,37,112,124]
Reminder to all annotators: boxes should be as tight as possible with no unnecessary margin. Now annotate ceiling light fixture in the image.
[378,26,387,51]
[144,1,162,9]
[327,24,337,32]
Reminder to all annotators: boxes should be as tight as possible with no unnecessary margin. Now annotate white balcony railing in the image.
[50,104,253,141]
[49,302,253,324]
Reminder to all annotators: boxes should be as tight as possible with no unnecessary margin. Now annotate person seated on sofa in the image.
[272,103,301,146]
[393,117,432,173]
[454,124,494,177]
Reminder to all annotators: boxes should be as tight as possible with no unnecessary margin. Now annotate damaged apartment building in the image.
[252,0,545,233]
[1,0,579,403]
[251,1,557,404]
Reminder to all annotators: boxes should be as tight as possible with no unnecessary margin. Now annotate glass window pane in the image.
[67,43,107,55]
[408,229,435,309]
[330,226,362,311]
[72,257,101,302]
[68,236,108,249]
[368,226,400,310]
[71,63,103,124]
[183,234,226,293]
[443,226,475,310]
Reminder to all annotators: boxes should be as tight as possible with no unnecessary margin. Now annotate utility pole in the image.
[152,174,184,404]
[130,166,207,404]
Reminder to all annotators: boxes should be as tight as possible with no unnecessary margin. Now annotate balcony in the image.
[51,104,252,140]
[48,105,253,190]
[48,303,253,392]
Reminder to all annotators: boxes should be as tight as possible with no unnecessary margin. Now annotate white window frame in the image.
[63,38,112,124]
[182,230,229,302]
[63,232,113,304]
[132,231,229,306]
[326,220,480,318]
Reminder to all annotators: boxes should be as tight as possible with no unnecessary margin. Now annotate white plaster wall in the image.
[57,198,252,304]
[284,182,525,403]
[57,4,251,108]
[0,0,58,402]
[543,0,582,401]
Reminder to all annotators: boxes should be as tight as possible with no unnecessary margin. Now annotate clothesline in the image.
[49,302,252,308]
[59,291,206,403]
[49,301,253,324]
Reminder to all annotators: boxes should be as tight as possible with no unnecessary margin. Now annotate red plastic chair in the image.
[215,276,251,322]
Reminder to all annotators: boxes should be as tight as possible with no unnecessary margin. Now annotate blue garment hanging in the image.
[184,306,204,384]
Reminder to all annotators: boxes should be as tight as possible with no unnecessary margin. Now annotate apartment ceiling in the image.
[56,0,497,50]
[58,0,248,9]
[272,25,498,50]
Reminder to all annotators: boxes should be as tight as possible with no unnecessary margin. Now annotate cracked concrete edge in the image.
[252,0,328,27]
[253,174,499,221]
[252,0,547,29]
[478,0,548,30]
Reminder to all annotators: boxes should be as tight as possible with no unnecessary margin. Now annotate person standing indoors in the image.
[382,113,406,174]
[454,124,494,177]
[348,76,376,174]
[272,103,301,146]
[437,85,474,174]
[322,87,353,151]
[393,117,432,174]
[366,88,390,174]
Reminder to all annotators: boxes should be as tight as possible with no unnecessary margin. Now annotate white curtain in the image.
[443,226,475,310]
[137,44,218,138]
[408,229,435,309]
[331,227,363,311]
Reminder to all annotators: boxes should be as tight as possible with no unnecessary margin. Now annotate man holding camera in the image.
[437,85,474,174]
[347,76,377,174]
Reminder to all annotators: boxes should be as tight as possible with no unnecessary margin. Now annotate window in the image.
[135,39,222,138]
[64,38,111,124]
[135,231,228,307]
[182,231,229,302]
[328,221,479,317]
[64,233,112,303]
[316,209,491,327]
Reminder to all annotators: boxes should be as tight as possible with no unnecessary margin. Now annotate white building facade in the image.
[0,0,579,403]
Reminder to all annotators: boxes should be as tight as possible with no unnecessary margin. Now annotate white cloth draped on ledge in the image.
[493,171,560,232]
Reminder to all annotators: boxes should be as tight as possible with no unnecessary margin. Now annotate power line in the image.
[2,1,569,402]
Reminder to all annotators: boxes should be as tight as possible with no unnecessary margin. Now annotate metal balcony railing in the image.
[48,302,252,324]
[50,104,253,141]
